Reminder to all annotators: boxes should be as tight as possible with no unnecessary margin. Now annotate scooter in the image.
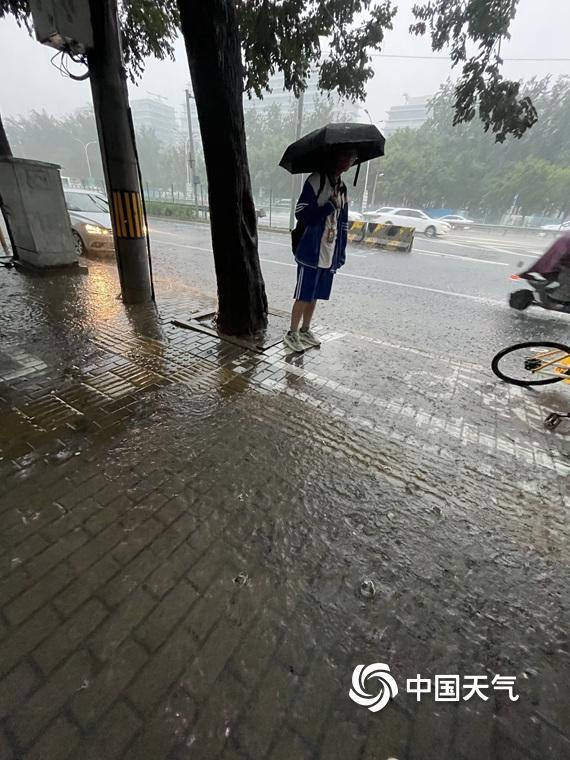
[509,272,570,314]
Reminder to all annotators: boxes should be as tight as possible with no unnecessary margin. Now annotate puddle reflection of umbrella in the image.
[279,122,385,180]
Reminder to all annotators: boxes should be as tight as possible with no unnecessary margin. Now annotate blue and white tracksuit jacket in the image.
[294,173,349,273]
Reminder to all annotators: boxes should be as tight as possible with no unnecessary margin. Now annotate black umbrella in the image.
[279,122,385,177]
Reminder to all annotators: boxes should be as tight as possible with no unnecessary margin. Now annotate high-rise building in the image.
[244,72,363,121]
[130,98,178,145]
[384,94,431,135]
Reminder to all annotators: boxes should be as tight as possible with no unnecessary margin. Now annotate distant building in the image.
[131,98,177,145]
[384,94,430,135]
[244,72,363,121]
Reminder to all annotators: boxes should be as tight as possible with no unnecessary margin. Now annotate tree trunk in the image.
[177,0,268,336]
[0,112,13,158]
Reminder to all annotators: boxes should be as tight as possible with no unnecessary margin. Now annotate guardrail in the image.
[452,223,558,239]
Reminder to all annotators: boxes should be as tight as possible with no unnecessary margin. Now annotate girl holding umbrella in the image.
[280,123,384,352]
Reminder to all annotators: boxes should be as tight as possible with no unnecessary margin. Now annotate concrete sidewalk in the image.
[0,257,568,760]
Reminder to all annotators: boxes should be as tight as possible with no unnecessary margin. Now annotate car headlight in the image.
[84,223,111,236]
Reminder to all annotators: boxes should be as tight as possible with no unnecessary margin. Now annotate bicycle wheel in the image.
[491,341,570,386]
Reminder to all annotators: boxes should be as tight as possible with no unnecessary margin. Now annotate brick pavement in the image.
[0,258,568,759]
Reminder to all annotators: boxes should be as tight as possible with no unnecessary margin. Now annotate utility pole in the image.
[289,90,305,231]
[185,88,200,214]
[87,0,153,303]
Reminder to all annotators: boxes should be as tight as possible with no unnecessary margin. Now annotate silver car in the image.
[64,189,114,256]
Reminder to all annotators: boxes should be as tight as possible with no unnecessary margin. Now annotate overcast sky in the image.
[1,0,569,125]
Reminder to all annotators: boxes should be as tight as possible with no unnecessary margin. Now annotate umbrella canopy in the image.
[279,122,385,175]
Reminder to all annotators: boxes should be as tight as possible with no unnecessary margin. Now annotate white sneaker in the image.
[299,328,321,347]
[283,331,305,353]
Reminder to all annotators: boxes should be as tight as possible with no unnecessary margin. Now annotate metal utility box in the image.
[29,0,93,54]
[0,158,78,268]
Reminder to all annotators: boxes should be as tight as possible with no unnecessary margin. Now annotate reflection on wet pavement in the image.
[0,257,568,759]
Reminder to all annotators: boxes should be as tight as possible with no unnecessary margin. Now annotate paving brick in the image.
[83,494,132,535]
[362,705,411,760]
[54,554,120,617]
[122,687,197,760]
[135,580,197,652]
[100,549,159,607]
[287,661,337,748]
[74,701,141,760]
[318,717,366,760]
[269,728,312,760]
[145,542,200,598]
[127,625,196,713]
[0,727,13,759]
[5,563,74,627]
[9,649,93,746]
[0,662,38,721]
[154,495,189,526]
[0,606,60,678]
[27,528,89,580]
[68,523,124,574]
[182,618,240,703]
[59,473,109,509]
[235,661,299,759]
[34,598,108,674]
[2,534,48,575]
[88,586,155,662]
[184,578,234,642]
[230,616,280,690]
[409,700,455,760]
[172,669,243,759]
[40,498,100,543]
[71,637,147,728]
[111,517,164,565]
[22,715,81,760]
[147,513,198,559]
[187,539,239,593]
[0,568,32,608]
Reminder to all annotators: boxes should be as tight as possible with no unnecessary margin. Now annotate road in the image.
[148,219,569,363]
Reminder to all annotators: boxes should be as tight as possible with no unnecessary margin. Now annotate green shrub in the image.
[145,200,199,221]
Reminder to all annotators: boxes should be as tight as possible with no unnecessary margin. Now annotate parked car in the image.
[366,207,451,237]
[439,214,474,230]
[363,206,394,220]
[64,189,114,256]
[541,220,570,234]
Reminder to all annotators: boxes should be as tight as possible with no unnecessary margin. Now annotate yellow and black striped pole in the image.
[111,190,146,240]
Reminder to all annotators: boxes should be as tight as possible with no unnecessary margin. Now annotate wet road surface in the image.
[0,221,568,760]
[148,220,570,363]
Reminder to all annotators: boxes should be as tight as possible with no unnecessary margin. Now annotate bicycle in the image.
[491,341,570,429]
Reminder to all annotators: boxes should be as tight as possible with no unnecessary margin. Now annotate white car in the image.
[439,214,474,230]
[541,220,570,233]
[367,207,451,237]
[348,210,364,222]
[64,189,114,256]
[363,206,394,220]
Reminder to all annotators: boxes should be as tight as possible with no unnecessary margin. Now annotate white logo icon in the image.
[349,663,399,712]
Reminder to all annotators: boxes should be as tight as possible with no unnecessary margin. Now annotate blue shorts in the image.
[294,264,335,301]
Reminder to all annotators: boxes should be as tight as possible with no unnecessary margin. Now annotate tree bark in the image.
[177,0,268,336]
[0,112,13,158]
